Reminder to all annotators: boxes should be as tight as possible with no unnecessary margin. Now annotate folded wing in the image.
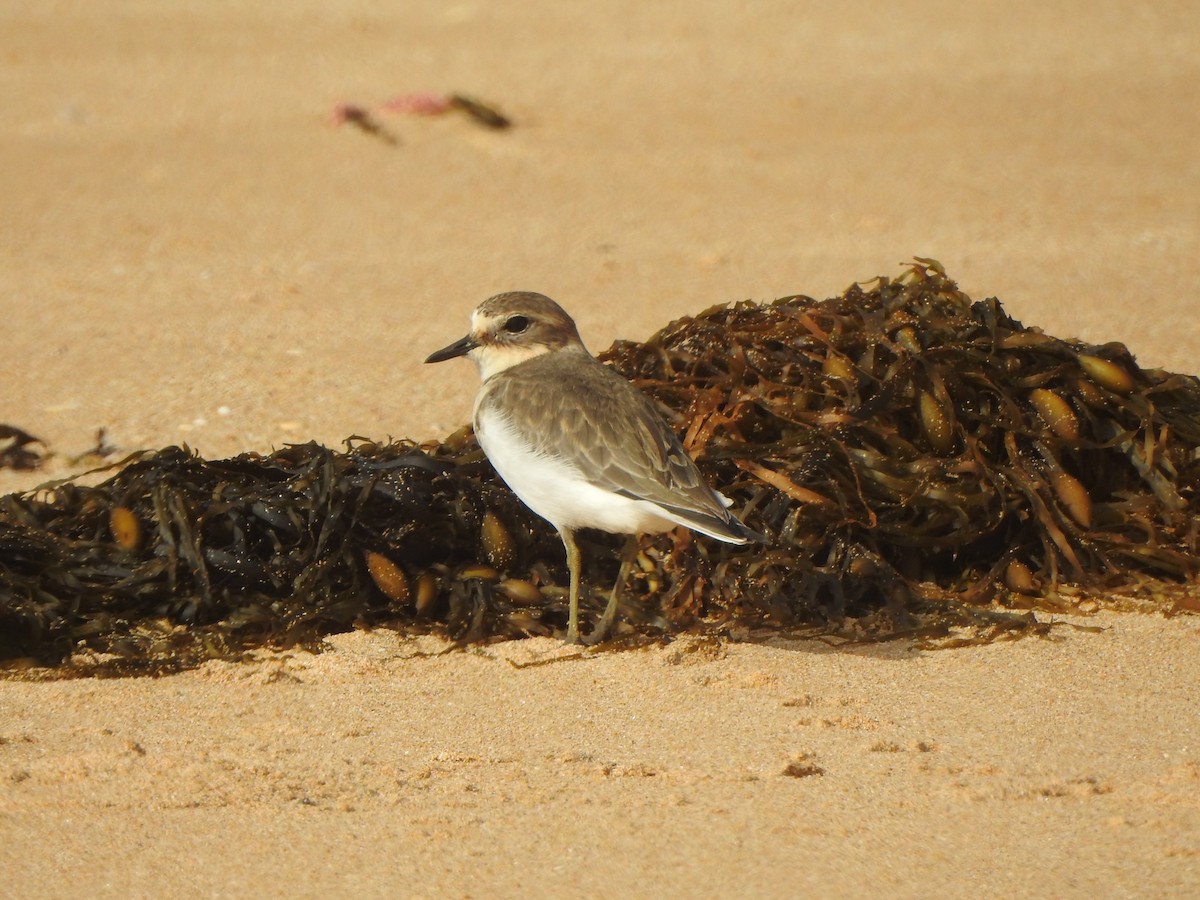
[489,353,752,543]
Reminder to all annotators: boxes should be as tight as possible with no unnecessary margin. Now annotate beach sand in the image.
[2,2,1198,896]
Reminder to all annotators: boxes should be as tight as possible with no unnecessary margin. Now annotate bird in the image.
[425,292,755,643]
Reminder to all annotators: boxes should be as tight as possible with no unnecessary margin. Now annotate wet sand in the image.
[2,2,1198,896]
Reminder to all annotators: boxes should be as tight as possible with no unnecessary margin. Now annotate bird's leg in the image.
[560,528,583,644]
[586,534,639,646]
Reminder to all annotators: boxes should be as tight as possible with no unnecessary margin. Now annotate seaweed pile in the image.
[3,261,1199,675]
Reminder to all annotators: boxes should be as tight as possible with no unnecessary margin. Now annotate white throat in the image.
[469,343,552,381]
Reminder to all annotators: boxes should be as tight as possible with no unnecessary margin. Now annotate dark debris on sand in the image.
[3,260,1199,676]
[0,425,47,471]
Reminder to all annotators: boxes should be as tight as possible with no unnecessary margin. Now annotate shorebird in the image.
[425,292,755,643]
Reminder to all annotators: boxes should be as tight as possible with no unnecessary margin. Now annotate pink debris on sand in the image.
[330,92,510,135]
[379,92,454,116]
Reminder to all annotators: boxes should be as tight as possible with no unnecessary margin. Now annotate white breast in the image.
[474,405,678,536]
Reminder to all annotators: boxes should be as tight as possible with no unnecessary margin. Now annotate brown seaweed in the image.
[329,103,400,146]
[2,261,1198,676]
[446,94,512,129]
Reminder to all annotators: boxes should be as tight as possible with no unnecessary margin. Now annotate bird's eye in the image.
[502,316,531,334]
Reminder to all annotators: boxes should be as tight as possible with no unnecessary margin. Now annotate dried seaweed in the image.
[0,435,566,674]
[446,94,512,129]
[3,261,1198,676]
[604,259,1200,618]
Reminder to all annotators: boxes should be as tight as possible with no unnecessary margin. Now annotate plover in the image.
[425,292,755,643]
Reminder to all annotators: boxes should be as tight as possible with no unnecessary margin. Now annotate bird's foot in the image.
[582,587,622,646]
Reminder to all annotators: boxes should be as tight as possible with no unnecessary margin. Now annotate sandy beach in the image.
[2,2,1198,896]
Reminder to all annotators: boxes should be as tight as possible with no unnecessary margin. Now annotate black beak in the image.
[424,334,478,364]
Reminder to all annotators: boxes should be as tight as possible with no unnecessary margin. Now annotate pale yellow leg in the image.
[560,528,583,644]
[586,534,639,646]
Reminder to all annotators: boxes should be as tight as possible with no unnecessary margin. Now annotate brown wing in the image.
[484,351,749,541]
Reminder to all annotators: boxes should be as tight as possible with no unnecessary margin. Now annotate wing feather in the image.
[479,351,749,541]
